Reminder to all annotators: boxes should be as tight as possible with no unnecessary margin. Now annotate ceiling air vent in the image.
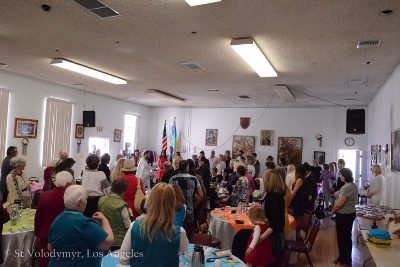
[180,62,205,70]
[356,40,381,48]
[73,0,120,19]
[238,95,250,99]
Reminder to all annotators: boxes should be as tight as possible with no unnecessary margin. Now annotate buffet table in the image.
[1,209,38,267]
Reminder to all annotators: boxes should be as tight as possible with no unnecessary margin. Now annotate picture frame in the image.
[205,129,218,146]
[260,130,274,146]
[314,151,325,165]
[75,124,84,139]
[14,118,38,138]
[232,135,255,156]
[391,128,400,173]
[114,129,122,142]
[277,137,303,166]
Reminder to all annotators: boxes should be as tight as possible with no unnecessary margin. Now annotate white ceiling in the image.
[1,0,400,108]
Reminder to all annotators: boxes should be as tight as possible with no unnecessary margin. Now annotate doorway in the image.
[88,137,110,157]
[338,149,362,186]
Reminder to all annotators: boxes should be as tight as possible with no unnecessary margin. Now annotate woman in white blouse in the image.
[366,164,384,206]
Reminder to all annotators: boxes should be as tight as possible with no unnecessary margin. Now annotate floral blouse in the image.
[229,176,249,206]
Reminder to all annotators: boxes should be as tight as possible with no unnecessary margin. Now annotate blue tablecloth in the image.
[101,243,245,267]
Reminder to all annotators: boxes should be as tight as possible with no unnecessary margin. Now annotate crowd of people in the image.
[0,144,386,267]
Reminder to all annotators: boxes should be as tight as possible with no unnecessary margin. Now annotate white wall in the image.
[0,70,151,179]
[149,105,368,175]
[367,63,400,208]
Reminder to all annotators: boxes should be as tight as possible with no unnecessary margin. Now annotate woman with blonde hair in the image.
[366,164,384,206]
[110,158,126,183]
[276,168,291,238]
[285,164,296,192]
[257,169,285,260]
[119,183,188,266]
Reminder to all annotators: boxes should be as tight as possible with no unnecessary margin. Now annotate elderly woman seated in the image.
[48,185,114,267]
[82,154,111,217]
[98,179,130,251]
[6,156,30,206]
[221,165,249,207]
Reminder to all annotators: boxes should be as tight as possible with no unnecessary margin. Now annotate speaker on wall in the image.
[346,109,365,134]
[83,111,96,127]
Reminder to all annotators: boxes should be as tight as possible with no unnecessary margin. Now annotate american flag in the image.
[161,120,167,151]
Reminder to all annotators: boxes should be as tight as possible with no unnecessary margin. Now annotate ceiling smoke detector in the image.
[357,40,381,48]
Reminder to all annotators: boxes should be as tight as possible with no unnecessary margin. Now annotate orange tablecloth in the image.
[211,210,296,233]
[211,210,254,232]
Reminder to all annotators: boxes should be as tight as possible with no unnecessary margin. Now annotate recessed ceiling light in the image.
[379,10,393,16]
[348,79,364,83]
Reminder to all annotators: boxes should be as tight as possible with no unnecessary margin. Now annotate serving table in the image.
[1,209,38,267]
[356,215,400,266]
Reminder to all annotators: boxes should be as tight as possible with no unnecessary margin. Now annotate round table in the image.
[101,243,246,267]
[1,209,38,267]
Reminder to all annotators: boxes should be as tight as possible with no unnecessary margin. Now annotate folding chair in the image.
[191,229,212,247]
[286,220,322,267]
[296,211,311,241]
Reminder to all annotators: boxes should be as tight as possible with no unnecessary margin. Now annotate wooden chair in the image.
[286,220,322,267]
[191,229,212,247]
[296,211,311,241]
[276,245,291,267]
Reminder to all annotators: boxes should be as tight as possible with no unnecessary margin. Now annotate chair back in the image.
[231,229,253,262]
[287,206,294,216]
[196,207,208,230]
[183,219,196,242]
[305,220,321,252]
[191,229,212,247]
[297,212,311,238]
[276,246,291,267]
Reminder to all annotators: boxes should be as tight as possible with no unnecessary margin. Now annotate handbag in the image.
[134,178,146,214]
[216,187,229,199]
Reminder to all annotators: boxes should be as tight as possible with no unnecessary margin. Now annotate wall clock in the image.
[345,137,355,147]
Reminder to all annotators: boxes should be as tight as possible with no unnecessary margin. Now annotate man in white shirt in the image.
[136,150,154,189]
[208,150,218,170]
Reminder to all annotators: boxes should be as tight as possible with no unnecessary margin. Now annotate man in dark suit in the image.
[304,162,317,209]
[199,157,211,192]
[199,151,209,167]
[161,161,177,184]
[1,146,18,202]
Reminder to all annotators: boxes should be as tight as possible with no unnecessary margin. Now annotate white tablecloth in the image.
[1,230,38,267]
[209,212,238,249]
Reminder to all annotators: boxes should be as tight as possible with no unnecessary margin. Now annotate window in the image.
[0,89,10,156]
[124,114,140,156]
[42,98,74,167]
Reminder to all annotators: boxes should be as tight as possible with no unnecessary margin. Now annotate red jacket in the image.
[34,187,66,239]
[121,174,145,220]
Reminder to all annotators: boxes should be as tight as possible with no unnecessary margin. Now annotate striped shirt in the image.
[169,173,201,216]
[336,182,358,214]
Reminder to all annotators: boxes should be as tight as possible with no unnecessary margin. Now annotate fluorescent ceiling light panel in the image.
[185,0,221,6]
[230,38,277,77]
[273,85,295,102]
[50,59,126,84]
[146,89,186,104]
